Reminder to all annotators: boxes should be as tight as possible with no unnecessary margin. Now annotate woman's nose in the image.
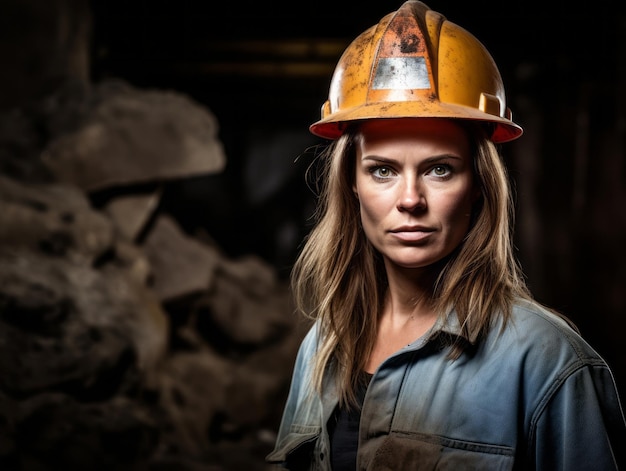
[397,179,426,212]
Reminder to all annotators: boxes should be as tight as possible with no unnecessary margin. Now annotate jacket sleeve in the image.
[266,323,321,466]
[531,363,626,470]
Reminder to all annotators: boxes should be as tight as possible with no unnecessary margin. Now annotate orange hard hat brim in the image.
[310,101,523,144]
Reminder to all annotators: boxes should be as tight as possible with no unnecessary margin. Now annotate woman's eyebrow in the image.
[360,154,463,163]
[421,154,463,164]
[360,155,397,163]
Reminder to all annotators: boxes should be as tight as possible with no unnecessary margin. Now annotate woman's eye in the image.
[430,165,451,177]
[372,166,393,178]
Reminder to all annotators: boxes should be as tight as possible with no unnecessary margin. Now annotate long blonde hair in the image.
[291,123,533,407]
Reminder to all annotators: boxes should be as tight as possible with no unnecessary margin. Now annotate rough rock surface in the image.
[0,81,306,470]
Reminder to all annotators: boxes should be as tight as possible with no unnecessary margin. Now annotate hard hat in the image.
[310,1,522,143]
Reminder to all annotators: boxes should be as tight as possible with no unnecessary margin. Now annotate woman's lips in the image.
[389,226,435,242]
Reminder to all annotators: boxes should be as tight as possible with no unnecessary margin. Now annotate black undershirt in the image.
[328,372,373,470]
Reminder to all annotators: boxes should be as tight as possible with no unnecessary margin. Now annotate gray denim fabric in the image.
[266,299,626,470]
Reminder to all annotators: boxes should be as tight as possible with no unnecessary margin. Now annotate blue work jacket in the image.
[266,299,626,470]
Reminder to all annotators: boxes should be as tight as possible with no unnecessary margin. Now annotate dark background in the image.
[89,0,626,394]
[3,0,625,407]
[94,0,625,388]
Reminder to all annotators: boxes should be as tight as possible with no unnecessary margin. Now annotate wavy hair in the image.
[291,124,535,407]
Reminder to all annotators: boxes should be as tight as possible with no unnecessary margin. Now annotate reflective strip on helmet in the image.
[372,57,431,90]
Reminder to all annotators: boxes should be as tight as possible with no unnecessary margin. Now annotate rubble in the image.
[0,80,305,470]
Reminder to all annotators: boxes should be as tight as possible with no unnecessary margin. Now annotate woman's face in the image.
[354,118,477,270]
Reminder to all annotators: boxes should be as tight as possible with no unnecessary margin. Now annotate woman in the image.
[266,1,626,469]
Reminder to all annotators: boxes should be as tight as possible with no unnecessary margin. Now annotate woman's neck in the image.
[383,261,438,316]
[365,264,439,373]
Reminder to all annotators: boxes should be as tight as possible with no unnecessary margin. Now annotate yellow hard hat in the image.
[310,1,522,143]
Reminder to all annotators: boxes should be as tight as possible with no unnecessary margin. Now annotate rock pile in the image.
[0,79,308,470]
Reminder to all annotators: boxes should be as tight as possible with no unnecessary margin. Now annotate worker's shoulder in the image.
[501,298,605,367]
